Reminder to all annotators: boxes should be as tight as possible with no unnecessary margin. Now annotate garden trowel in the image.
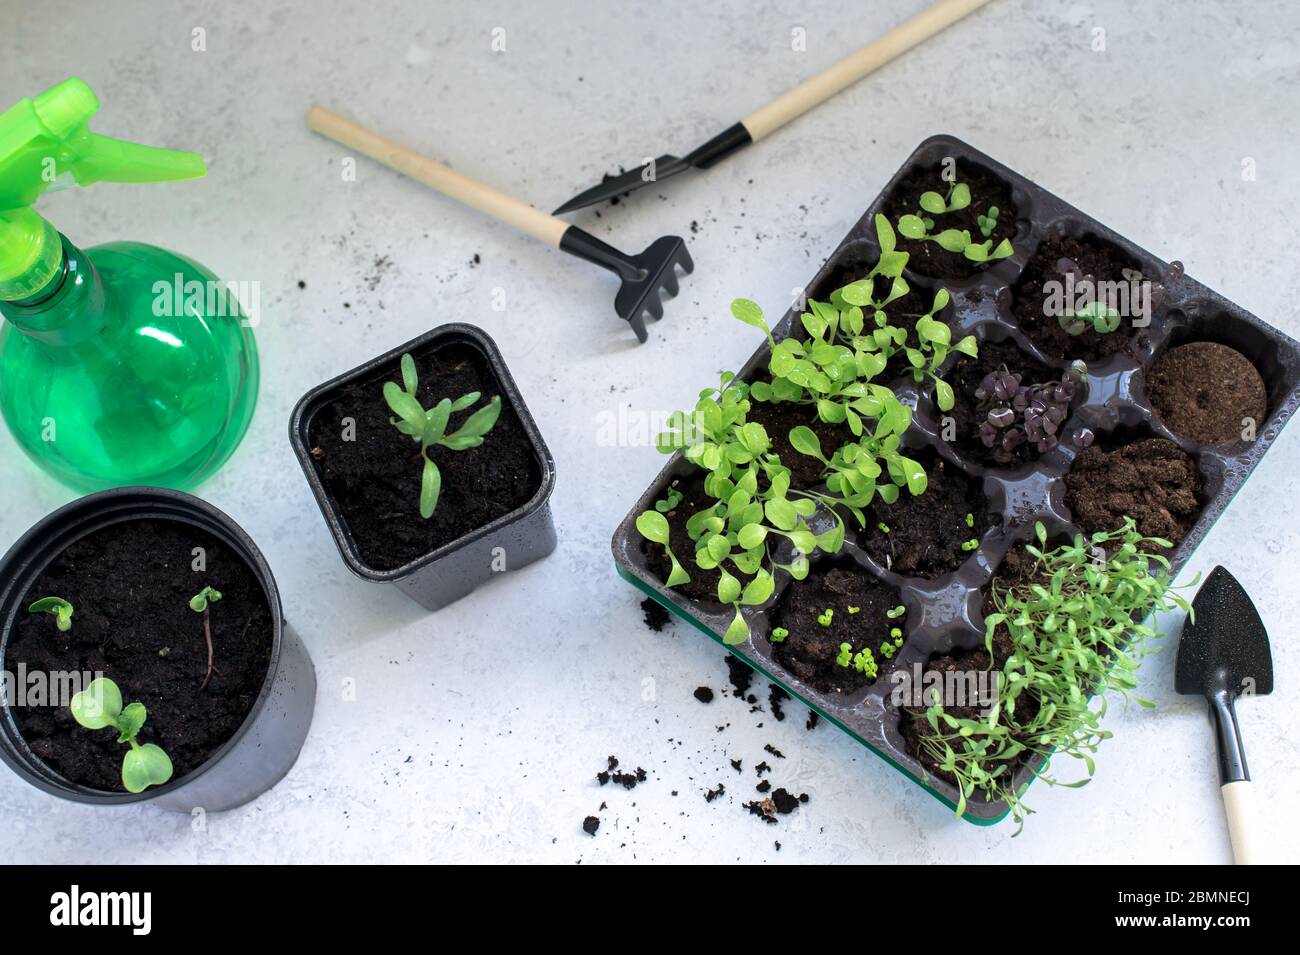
[1176,566,1273,864]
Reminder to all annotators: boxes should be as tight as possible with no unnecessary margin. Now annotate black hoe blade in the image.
[553,123,752,215]
[553,155,691,215]
[558,227,693,342]
[1176,566,1274,700]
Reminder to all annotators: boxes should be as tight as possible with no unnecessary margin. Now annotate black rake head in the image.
[559,227,693,342]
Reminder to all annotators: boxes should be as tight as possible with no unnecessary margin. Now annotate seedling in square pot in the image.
[384,352,502,519]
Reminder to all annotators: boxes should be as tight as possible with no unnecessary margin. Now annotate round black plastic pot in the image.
[0,488,316,811]
[289,323,557,612]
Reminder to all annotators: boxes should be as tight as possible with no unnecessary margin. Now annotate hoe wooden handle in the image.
[1221,780,1265,864]
[741,0,993,142]
[307,104,569,248]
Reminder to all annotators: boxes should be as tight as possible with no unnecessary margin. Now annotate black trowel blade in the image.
[1176,566,1274,699]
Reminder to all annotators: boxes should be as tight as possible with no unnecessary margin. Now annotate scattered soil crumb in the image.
[745,788,809,824]
[693,686,714,704]
[583,816,600,836]
[725,655,753,698]
[641,598,671,632]
[769,685,789,721]
[705,784,726,803]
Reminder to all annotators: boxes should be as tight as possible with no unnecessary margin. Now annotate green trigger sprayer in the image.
[0,77,258,491]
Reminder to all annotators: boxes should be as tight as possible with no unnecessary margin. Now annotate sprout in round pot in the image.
[0,488,316,811]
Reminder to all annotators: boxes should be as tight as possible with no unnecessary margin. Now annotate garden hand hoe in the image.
[307,105,691,343]
[553,0,993,214]
[1175,566,1274,864]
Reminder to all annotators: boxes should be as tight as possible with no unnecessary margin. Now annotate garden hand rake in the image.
[307,105,691,343]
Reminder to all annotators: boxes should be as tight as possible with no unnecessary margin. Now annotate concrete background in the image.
[2,0,1297,863]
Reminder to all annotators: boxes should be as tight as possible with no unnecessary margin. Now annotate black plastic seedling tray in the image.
[611,134,1300,824]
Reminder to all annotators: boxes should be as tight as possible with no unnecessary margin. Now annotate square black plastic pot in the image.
[611,134,1300,825]
[0,487,317,811]
[290,322,557,611]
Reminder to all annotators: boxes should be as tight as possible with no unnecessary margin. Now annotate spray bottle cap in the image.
[0,77,207,300]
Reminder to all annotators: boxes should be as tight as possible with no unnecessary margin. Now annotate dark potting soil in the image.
[693,686,714,704]
[769,561,902,694]
[642,474,753,603]
[859,449,997,576]
[744,397,851,491]
[881,160,1018,281]
[1146,341,1267,447]
[1010,235,1144,362]
[306,340,543,571]
[641,597,671,632]
[945,338,1064,468]
[6,520,272,792]
[726,654,754,698]
[1064,437,1201,546]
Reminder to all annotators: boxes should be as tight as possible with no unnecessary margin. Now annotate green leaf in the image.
[442,395,502,445]
[717,571,742,605]
[423,398,452,447]
[449,391,481,412]
[919,191,947,215]
[737,523,767,550]
[787,425,823,459]
[122,743,173,793]
[933,378,954,412]
[897,214,927,239]
[400,353,418,396]
[188,586,222,612]
[933,229,970,253]
[764,498,798,531]
[383,382,426,431]
[731,299,770,340]
[874,213,896,254]
[723,609,749,645]
[28,596,74,631]
[636,511,671,545]
[666,554,691,587]
[741,570,774,606]
[70,678,122,730]
[116,701,146,743]
[420,457,442,518]
[949,182,971,210]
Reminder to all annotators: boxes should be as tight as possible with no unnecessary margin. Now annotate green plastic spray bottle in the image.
[0,78,258,491]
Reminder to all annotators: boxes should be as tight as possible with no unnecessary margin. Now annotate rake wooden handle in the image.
[741,0,993,142]
[307,104,569,248]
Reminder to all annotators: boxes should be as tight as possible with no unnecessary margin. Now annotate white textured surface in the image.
[3,0,1299,864]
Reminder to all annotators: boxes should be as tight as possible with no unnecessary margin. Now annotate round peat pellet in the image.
[1146,341,1266,447]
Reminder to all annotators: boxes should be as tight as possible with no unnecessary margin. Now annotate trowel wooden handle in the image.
[741,0,993,142]
[1221,781,1264,864]
[306,104,569,248]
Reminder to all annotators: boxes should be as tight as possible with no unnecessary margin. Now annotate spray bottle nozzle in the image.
[0,77,207,300]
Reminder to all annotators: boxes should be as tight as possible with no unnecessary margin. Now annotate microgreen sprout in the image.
[771,627,789,643]
[654,487,683,512]
[877,523,890,534]
[836,642,852,667]
[817,608,834,627]
[915,519,1195,830]
[975,363,1086,463]
[886,604,906,619]
[964,512,974,528]
[976,206,1000,238]
[383,352,502,519]
[189,586,222,690]
[28,596,73,632]
[880,632,904,659]
[69,677,173,793]
[835,644,878,678]
[847,606,860,614]
[961,538,980,552]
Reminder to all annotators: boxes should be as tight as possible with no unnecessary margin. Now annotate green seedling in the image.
[919,180,971,216]
[847,606,860,614]
[976,206,999,238]
[836,642,852,667]
[965,512,975,528]
[654,487,683,512]
[69,677,173,794]
[961,538,980,552]
[915,518,1195,831]
[771,627,789,643]
[886,604,906,619]
[1059,300,1122,336]
[880,632,904,659]
[28,596,73,632]
[817,608,834,627]
[384,352,502,519]
[189,585,222,690]
[877,523,890,534]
